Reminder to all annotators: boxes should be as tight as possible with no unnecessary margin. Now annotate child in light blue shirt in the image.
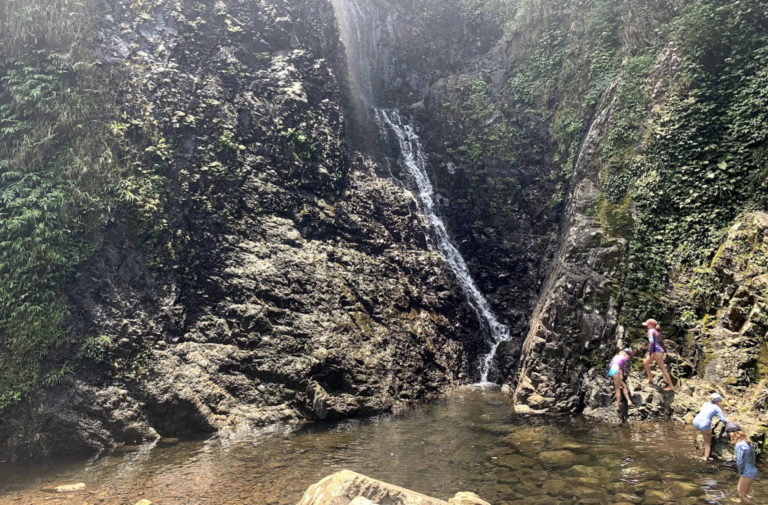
[692,393,727,460]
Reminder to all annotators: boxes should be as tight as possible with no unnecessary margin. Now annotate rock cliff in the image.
[0,0,482,460]
[1,0,768,461]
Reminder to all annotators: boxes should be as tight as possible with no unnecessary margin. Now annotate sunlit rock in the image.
[448,492,490,505]
[297,470,490,505]
[349,498,376,505]
[54,483,86,492]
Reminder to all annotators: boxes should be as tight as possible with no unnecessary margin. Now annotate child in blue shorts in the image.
[692,393,727,460]
[608,348,633,411]
[727,423,757,503]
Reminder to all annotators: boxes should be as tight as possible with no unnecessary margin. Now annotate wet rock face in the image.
[511,75,627,413]
[0,0,482,461]
[693,212,768,387]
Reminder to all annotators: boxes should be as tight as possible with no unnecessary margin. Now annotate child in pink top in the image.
[641,319,675,391]
[608,348,634,411]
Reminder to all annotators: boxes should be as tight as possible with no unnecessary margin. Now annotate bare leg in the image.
[620,376,632,406]
[613,374,622,410]
[701,429,712,460]
[643,354,654,384]
[654,353,675,390]
[738,476,754,503]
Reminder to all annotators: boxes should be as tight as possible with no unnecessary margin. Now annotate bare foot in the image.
[647,380,653,385]
[664,387,675,391]
[627,402,634,407]
[615,404,621,411]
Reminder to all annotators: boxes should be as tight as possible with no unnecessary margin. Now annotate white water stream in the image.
[332,0,509,381]
[375,110,509,381]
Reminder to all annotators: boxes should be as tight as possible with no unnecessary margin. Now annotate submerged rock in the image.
[641,489,673,505]
[612,493,641,504]
[538,449,577,467]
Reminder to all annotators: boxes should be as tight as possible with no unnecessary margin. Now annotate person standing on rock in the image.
[727,423,757,503]
[641,319,675,391]
[692,393,728,460]
[608,348,634,411]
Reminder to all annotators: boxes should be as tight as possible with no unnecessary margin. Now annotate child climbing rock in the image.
[727,423,757,504]
[692,393,727,460]
[641,319,675,391]
[608,348,633,411]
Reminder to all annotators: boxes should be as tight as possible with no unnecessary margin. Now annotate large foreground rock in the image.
[297,470,490,505]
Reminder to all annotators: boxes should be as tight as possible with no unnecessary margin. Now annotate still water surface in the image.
[0,389,763,504]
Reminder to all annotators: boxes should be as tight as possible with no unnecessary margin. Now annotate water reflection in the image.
[0,390,763,505]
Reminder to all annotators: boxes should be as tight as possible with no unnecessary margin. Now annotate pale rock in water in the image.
[348,498,377,505]
[54,483,86,492]
[296,470,491,505]
[447,492,491,505]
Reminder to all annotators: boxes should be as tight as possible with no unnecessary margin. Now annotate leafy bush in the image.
[626,0,768,288]
[76,336,115,364]
[0,0,134,409]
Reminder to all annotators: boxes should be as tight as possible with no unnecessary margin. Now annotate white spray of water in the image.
[375,109,509,382]
[330,0,379,121]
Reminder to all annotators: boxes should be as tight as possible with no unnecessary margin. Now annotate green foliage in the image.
[581,0,768,341]
[76,335,115,364]
[0,49,105,407]
[113,341,153,378]
[0,0,159,409]
[281,124,319,162]
[594,194,634,238]
[444,74,518,164]
[600,55,654,201]
[0,0,96,56]
[490,176,522,215]
[625,0,768,289]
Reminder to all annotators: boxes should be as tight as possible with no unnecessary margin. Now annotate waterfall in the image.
[375,110,508,382]
[331,0,509,382]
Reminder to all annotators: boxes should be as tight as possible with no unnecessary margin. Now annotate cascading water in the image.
[331,0,509,382]
[375,110,509,382]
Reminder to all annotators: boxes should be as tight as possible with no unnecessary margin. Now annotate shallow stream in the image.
[0,390,763,505]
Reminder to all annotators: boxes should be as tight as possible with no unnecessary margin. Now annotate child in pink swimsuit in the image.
[608,348,634,411]
[641,319,675,391]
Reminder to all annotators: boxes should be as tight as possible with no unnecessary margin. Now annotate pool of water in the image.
[0,389,763,505]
